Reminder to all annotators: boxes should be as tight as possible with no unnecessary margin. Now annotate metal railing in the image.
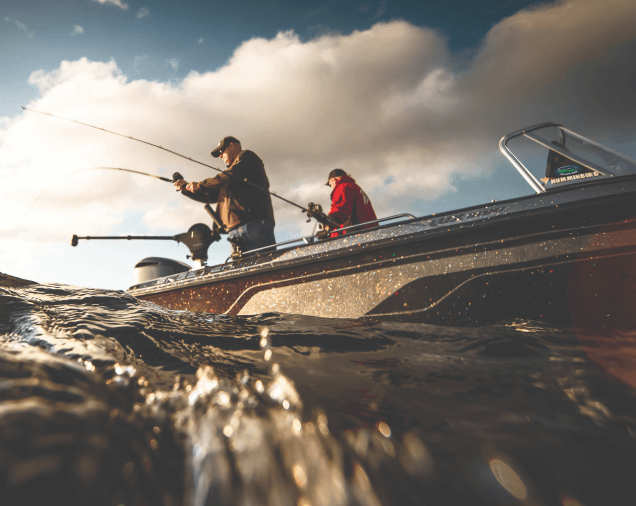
[499,122,555,194]
[225,213,417,262]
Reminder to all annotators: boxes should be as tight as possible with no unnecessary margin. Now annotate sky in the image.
[1,0,635,290]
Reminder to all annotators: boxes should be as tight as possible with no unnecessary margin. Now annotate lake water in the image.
[1,281,635,505]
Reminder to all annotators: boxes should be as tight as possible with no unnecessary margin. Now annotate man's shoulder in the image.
[236,150,262,163]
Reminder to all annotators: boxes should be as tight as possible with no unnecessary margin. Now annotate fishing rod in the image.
[24,165,227,239]
[20,106,335,225]
[98,167,174,182]
[25,166,176,221]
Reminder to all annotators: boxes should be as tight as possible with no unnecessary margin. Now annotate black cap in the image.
[211,136,241,158]
[326,168,347,186]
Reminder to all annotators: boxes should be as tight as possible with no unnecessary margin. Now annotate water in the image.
[1,281,636,506]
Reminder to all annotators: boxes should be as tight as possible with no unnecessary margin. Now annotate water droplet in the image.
[353,463,371,491]
[489,459,527,499]
[293,464,308,488]
[377,421,391,438]
[216,390,230,407]
[223,425,234,437]
[317,411,329,436]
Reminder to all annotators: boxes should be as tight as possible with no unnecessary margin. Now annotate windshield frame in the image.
[499,122,636,194]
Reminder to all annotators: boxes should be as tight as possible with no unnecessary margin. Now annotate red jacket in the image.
[328,175,378,233]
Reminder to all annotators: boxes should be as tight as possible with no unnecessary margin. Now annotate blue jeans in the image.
[228,218,276,253]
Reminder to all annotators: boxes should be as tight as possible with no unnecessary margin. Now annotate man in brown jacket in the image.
[174,136,276,252]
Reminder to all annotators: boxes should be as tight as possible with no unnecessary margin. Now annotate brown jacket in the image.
[183,150,275,231]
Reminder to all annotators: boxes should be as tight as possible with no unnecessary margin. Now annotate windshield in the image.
[499,123,636,193]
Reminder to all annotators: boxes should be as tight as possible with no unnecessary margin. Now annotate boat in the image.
[115,123,636,327]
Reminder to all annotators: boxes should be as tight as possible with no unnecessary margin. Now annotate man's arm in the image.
[198,172,232,191]
[328,184,356,225]
[173,178,222,203]
[181,187,221,203]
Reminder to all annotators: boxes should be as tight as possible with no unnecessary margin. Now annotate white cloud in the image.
[72,25,84,35]
[198,38,204,44]
[92,0,129,10]
[4,17,35,38]
[136,7,150,20]
[167,58,179,70]
[1,0,635,288]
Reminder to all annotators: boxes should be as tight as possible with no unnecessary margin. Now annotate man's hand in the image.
[173,179,187,191]
[173,179,201,192]
[186,181,201,192]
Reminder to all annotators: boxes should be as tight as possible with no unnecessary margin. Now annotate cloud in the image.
[4,17,35,38]
[133,54,147,72]
[198,38,204,44]
[72,25,84,35]
[92,0,129,10]
[376,1,386,18]
[1,0,635,265]
[359,1,386,19]
[136,7,150,20]
[166,58,179,70]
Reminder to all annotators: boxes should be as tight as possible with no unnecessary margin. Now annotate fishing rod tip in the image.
[20,106,25,109]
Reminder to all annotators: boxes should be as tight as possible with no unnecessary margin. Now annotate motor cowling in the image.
[133,257,191,284]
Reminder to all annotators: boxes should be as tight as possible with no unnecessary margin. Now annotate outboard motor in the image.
[133,257,191,284]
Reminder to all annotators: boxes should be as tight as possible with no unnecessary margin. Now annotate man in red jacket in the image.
[325,169,378,235]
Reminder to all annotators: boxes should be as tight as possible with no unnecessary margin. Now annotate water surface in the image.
[1,282,635,505]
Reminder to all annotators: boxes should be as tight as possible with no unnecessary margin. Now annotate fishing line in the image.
[23,166,172,227]
[20,106,314,215]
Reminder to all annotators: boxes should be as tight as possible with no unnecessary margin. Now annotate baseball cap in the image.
[211,136,241,158]
[326,168,347,185]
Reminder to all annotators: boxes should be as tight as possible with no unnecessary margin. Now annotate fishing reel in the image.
[173,171,185,186]
[304,202,324,223]
[303,202,339,240]
[304,202,337,226]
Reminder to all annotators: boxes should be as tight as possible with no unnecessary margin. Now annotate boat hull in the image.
[130,177,636,327]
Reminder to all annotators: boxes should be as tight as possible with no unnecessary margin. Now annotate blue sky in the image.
[1,0,635,289]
